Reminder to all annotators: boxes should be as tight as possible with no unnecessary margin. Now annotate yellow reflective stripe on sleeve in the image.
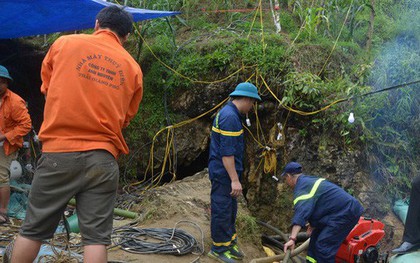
[306,255,317,263]
[293,178,325,205]
[213,240,232,247]
[231,233,237,241]
[212,126,243,137]
[215,112,220,128]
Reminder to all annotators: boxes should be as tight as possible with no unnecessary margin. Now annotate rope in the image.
[130,72,419,191]
[200,8,272,13]
[287,0,318,50]
[136,33,254,84]
[243,125,264,148]
[262,148,277,174]
[124,0,420,190]
[242,125,277,175]
[260,74,347,116]
[136,97,230,191]
[317,0,355,76]
[36,249,79,263]
[247,3,260,39]
[258,0,266,56]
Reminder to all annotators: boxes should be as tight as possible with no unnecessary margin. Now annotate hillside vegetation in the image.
[113,0,420,200]
[4,0,418,259]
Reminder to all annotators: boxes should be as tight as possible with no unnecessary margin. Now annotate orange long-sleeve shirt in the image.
[39,30,143,158]
[0,89,32,156]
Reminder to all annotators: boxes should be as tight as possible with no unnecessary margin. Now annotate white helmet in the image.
[10,160,23,180]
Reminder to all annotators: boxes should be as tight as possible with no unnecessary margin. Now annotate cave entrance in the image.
[0,39,45,132]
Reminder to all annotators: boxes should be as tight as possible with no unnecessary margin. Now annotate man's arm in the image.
[222,155,242,197]
[4,99,31,145]
[283,224,302,252]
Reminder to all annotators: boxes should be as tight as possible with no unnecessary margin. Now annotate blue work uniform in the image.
[292,175,364,263]
[208,101,244,253]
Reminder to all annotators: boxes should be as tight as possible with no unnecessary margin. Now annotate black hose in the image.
[257,221,310,263]
[111,226,200,255]
[257,220,289,241]
[261,234,284,248]
[271,233,309,242]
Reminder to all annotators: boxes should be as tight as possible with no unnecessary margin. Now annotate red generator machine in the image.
[336,217,385,263]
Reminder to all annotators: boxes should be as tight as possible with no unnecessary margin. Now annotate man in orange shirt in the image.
[0,65,32,224]
[12,6,143,263]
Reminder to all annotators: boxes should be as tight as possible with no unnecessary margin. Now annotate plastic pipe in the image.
[68,198,138,219]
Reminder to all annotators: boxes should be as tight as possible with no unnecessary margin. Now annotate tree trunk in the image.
[270,0,282,33]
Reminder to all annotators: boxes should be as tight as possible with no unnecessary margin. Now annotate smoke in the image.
[361,2,420,196]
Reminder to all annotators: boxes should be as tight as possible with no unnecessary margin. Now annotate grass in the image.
[236,211,262,245]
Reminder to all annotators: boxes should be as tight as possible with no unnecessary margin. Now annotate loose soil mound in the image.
[109,170,265,262]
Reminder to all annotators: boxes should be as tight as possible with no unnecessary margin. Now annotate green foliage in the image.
[303,7,329,40]
[119,0,419,200]
[165,34,290,90]
[279,11,297,33]
[282,72,323,110]
[236,212,261,244]
[180,47,231,74]
[354,29,420,197]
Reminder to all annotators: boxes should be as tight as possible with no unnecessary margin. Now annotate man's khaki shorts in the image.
[20,150,119,245]
[0,148,17,186]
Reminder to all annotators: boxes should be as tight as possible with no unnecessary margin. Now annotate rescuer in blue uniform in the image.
[208,82,261,263]
[282,162,364,263]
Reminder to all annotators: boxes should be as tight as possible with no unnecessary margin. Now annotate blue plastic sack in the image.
[7,182,31,220]
[389,251,420,263]
[393,199,409,224]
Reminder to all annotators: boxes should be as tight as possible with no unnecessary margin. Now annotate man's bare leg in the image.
[11,235,42,263]
[84,244,107,263]
[0,185,10,216]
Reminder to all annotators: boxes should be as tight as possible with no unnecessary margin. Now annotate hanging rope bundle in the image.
[262,147,277,174]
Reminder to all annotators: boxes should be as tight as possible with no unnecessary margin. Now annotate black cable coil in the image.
[112,226,200,255]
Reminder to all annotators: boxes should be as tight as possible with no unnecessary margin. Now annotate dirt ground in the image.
[0,171,265,263]
[105,170,409,262]
[0,170,409,262]
[107,170,266,263]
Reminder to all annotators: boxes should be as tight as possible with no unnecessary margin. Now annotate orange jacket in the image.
[0,89,32,156]
[39,30,143,158]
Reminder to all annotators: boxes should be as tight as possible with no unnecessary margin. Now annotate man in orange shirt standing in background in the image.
[0,65,32,224]
[12,6,143,263]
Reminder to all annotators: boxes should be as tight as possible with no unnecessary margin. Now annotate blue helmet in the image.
[0,65,13,82]
[229,82,261,101]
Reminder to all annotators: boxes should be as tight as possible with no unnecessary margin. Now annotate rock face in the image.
[173,120,211,168]
[243,124,367,230]
[171,82,233,118]
[163,88,401,250]
[282,127,362,189]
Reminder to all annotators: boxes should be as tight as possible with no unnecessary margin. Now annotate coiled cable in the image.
[111,221,204,256]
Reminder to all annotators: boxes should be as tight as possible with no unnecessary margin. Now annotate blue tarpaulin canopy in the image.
[0,0,180,39]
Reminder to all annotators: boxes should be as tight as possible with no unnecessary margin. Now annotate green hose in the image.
[68,198,138,219]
